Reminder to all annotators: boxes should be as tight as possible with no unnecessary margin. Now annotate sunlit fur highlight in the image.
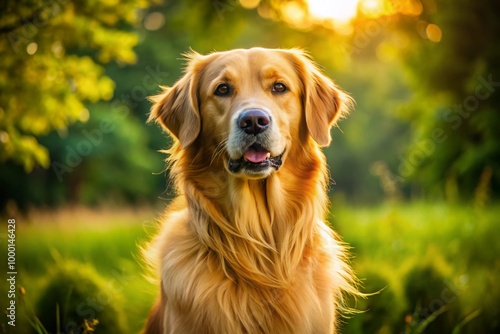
[143,48,359,334]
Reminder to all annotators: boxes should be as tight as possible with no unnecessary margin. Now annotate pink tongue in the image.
[244,149,269,163]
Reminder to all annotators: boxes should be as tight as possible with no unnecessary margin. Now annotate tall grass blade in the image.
[452,309,481,334]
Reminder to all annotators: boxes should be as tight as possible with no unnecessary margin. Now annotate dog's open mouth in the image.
[228,144,284,174]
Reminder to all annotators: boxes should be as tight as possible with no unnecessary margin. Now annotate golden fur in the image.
[143,48,358,334]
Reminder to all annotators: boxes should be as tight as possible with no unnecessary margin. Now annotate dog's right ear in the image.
[148,53,202,149]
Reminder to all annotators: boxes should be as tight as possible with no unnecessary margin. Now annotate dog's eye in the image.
[272,82,287,93]
[215,84,231,97]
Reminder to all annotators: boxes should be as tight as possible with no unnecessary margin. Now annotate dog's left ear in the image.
[289,51,352,146]
[148,52,203,149]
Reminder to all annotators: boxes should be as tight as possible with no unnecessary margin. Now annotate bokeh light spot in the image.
[426,23,442,42]
[27,42,38,55]
[144,12,165,31]
[240,0,260,9]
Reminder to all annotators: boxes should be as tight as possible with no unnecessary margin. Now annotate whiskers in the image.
[210,136,229,167]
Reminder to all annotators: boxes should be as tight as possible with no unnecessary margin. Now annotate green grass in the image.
[1,203,499,333]
[331,202,500,333]
[1,207,159,334]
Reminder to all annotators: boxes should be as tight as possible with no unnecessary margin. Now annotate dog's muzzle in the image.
[227,109,284,175]
[227,143,284,173]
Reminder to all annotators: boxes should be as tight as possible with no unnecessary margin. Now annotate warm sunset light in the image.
[359,0,387,17]
[307,0,361,22]
[2,1,498,333]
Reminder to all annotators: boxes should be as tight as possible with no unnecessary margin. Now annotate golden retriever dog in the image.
[143,48,359,334]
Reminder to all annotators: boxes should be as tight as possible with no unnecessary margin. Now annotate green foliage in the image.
[388,0,500,198]
[0,208,157,333]
[402,263,461,333]
[41,103,163,205]
[328,59,411,202]
[0,102,163,207]
[35,259,128,334]
[0,0,149,171]
[343,269,403,334]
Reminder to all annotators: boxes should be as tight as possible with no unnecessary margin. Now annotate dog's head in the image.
[149,48,351,179]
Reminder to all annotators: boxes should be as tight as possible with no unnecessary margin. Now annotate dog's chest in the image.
[162,250,330,333]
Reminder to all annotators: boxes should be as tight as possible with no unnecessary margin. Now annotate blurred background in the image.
[0,0,499,333]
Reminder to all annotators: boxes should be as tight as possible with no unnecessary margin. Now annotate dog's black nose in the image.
[237,110,271,135]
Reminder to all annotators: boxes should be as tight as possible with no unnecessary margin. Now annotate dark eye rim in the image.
[215,83,232,97]
[272,82,288,93]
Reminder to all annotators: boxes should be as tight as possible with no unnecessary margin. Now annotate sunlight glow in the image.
[282,2,308,28]
[359,0,385,17]
[307,0,361,23]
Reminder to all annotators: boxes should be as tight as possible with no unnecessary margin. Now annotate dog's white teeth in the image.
[266,152,271,158]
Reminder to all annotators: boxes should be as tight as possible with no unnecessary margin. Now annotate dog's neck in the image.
[169,140,330,287]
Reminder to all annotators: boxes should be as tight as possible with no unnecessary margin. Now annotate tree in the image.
[391,0,500,199]
[0,0,149,171]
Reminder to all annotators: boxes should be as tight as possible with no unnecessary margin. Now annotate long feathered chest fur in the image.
[146,141,355,334]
